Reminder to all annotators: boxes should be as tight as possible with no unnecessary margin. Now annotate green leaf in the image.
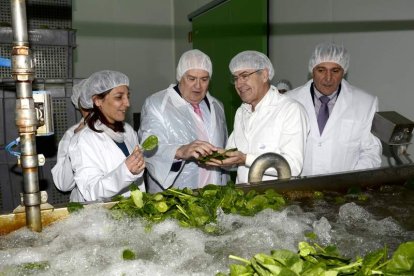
[305,232,318,240]
[155,201,169,213]
[141,135,158,151]
[19,261,50,271]
[385,241,414,273]
[122,249,136,260]
[67,202,84,213]
[131,189,144,208]
[270,249,303,273]
[229,264,254,276]
[198,148,237,164]
[359,247,387,274]
[299,242,317,257]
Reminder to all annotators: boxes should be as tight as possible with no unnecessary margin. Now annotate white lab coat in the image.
[51,123,79,192]
[138,84,228,193]
[227,85,309,184]
[287,79,382,176]
[68,122,145,202]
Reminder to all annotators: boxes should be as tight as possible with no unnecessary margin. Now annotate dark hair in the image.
[86,89,125,133]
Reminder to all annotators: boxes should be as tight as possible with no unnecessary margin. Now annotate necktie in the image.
[192,103,203,120]
[190,103,211,187]
[317,95,330,134]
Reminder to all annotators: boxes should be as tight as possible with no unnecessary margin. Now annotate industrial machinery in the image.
[372,111,414,166]
[2,0,414,235]
[0,0,77,233]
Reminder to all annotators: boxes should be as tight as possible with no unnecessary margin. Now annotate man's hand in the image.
[175,140,218,160]
[205,150,246,168]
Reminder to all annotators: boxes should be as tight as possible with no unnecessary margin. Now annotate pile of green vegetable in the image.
[67,184,414,275]
[108,182,286,233]
[198,148,238,164]
[216,240,414,276]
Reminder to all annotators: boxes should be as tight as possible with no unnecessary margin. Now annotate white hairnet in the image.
[229,50,275,81]
[176,49,212,81]
[80,70,129,109]
[308,42,350,73]
[71,78,87,109]
[276,79,292,91]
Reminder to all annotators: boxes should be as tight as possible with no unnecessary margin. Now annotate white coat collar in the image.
[166,83,216,108]
[241,85,278,113]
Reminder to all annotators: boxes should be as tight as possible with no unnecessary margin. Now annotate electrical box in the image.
[33,90,54,136]
[372,111,414,145]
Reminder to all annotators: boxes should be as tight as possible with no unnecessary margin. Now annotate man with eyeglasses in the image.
[138,49,228,192]
[207,50,309,183]
[286,42,381,176]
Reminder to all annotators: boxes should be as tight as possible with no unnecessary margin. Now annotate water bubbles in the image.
[1,187,413,275]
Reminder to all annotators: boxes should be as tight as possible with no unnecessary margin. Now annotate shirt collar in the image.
[241,85,275,113]
[173,84,210,111]
[310,82,342,105]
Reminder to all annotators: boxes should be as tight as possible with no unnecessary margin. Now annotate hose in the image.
[0,57,11,67]
[5,137,21,157]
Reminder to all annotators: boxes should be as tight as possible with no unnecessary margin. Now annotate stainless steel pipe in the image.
[11,0,41,232]
[248,152,292,183]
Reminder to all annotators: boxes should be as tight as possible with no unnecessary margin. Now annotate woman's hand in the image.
[125,146,145,175]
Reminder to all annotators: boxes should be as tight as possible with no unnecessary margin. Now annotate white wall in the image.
[173,0,211,64]
[72,0,175,122]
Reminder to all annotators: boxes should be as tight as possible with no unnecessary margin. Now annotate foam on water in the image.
[1,194,413,275]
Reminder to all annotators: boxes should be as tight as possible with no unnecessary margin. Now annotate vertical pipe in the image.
[10,0,42,232]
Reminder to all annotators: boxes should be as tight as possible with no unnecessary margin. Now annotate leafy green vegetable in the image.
[122,249,136,260]
[141,135,158,151]
[110,182,286,233]
[20,261,50,271]
[131,189,144,208]
[67,202,84,213]
[217,241,414,276]
[198,148,238,164]
[385,241,414,274]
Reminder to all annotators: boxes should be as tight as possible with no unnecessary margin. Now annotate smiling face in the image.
[233,68,269,110]
[93,85,130,124]
[312,62,344,95]
[178,69,210,105]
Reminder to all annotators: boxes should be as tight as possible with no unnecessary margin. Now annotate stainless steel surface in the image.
[10,0,27,46]
[11,0,41,232]
[241,164,414,199]
[248,152,292,183]
[372,111,414,145]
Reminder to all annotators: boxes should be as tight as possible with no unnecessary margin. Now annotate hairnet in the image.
[308,42,350,73]
[276,79,292,91]
[229,50,275,81]
[80,70,129,109]
[71,78,87,109]
[176,49,212,81]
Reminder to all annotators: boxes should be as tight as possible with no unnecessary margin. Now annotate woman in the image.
[68,70,145,202]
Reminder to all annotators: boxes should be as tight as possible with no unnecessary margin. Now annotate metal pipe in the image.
[248,152,292,183]
[11,0,41,232]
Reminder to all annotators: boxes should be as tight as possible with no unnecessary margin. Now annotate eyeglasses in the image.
[231,69,262,84]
